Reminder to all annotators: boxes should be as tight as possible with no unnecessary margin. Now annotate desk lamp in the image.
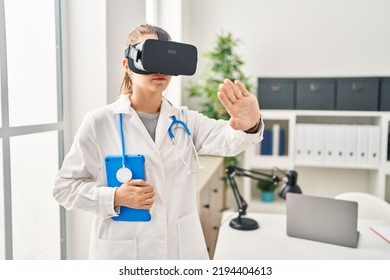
[225,165,302,230]
[278,170,301,199]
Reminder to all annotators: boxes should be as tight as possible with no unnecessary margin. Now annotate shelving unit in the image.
[243,110,390,214]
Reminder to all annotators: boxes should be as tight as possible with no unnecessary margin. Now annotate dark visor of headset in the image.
[125,39,198,76]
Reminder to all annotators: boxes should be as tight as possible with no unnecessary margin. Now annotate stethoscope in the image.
[168,115,204,174]
[115,113,203,184]
[116,113,133,183]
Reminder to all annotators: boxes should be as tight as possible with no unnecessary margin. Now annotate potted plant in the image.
[187,33,253,160]
[187,31,253,121]
[256,180,279,202]
[187,31,254,207]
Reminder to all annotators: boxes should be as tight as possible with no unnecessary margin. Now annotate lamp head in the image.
[226,165,236,176]
[278,170,302,199]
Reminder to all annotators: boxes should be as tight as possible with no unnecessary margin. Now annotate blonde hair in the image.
[119,24,171,96]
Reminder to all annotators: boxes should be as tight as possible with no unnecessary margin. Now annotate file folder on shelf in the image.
[303,124,315,161]
[345,125,358,164]
[357,125,369,164]
[295,124,305,161]
[260,125,286,156]
[271,123,286,156]
[324,124,337,163]
[279,127,286,156]
[368,125,380,164]
[260,128,273,155]
[334,125,346,163]
[312,125,325,162]
[272,124,280,156]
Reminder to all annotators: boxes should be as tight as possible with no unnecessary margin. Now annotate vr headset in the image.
[125,27,198,76]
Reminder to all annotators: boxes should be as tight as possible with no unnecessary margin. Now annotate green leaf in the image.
[185,31,254,168]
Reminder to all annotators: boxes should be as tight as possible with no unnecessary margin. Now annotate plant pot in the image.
[261,190,274,202]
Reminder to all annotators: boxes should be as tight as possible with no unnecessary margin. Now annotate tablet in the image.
[105,154,151,222]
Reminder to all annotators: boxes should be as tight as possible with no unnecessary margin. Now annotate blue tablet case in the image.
[105,154,151,222]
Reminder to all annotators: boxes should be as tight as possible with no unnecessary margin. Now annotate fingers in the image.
[125,179,149,187]
[219,79,239,103]
[131,187,154,209]
[234,80,250,96]
[120,180,155,209]
[217,79,250,106]
[217,89,232,109]
[140,198,154,209]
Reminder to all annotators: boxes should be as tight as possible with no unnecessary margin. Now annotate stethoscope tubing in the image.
[117,113,203,175]
[118,113,126,168]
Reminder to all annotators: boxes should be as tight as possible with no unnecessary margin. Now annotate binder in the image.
[345,125,358,164]
[295,124,305,161]
[357,125,369,164]
[388,130,390,161]
[260,128,273,155]
[271,124,285,156]
[303,124,315,162]
[368,125,380,164]
[312,124,325,162]
[279,128,286,156]
[272,124,280,156]
[324,124,337,163]
[334,125,346,163]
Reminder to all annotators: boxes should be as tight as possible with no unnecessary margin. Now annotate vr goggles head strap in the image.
[155,27,169,41]
[126,43,149,74]
[125,26,169,75]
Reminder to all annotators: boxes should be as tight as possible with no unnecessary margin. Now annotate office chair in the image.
[335,192,390,220]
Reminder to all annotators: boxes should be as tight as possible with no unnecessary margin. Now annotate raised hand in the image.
[217,79,261,131]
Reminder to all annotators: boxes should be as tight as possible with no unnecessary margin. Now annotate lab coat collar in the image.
[112,94,133,115]
[112,94,180,149]
[160,96,180,117]
[155,97,180,148]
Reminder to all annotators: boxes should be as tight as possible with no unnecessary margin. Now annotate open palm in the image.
[217,79,261,131]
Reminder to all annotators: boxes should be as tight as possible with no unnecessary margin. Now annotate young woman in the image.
[53,24,263,260]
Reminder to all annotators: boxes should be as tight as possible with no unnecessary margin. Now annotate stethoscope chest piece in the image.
[116,167,132,183]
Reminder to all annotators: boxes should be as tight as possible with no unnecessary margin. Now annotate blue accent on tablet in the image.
[105,154,151,222]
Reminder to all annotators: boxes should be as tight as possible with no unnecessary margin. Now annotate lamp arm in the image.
[225,166,281,218]
[226,173,247,216]
[225,165,294,230]
[224,165,301,231]
[225,165,285,216]
[227,166,282,185]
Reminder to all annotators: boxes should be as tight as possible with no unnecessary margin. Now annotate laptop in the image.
[286,193,360,248]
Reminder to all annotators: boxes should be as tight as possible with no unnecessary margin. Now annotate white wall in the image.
[63,0,107,260]
[182,0,390,107]
[156,0,183,107]
[106,0,146,103]
[106,0,182,105]
[63,0,145,259]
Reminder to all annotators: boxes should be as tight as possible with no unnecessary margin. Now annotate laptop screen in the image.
[286,193,359,248]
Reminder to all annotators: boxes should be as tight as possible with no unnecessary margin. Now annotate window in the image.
[10,132,60,259]
[0,0,64,260]
[0,139,4,260]
[5,0,58,127]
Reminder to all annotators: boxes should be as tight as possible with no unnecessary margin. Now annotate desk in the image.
[195,156,224,258]
[214,210,390,259]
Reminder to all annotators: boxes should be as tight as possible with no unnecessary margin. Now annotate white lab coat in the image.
[53,94,263,260]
